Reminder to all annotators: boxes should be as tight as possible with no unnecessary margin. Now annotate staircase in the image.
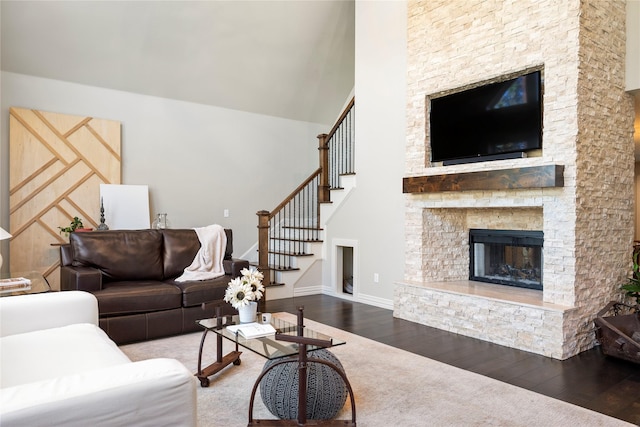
[256,98,355,300]
[260,174,356,300]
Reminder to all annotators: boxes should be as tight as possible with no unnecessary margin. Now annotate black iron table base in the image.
[247,308,356,427]
[196,305,241,388]
[194,304,356,425]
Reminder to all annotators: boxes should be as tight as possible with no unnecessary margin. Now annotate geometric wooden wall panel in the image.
[9,107,121,290]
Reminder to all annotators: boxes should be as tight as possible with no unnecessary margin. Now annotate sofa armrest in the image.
[59,243,73,266]
[0,358,196,427]
[0,291,99,337]
[223,257,250,278]
[60,265,102,292]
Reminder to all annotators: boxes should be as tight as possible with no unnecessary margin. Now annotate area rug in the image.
[120,313,633,427]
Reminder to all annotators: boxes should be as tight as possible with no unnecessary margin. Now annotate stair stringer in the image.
[319,174,356,226]
[264,174,356,300]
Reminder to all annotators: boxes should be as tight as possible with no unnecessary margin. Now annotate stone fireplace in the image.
[394,1,635,360]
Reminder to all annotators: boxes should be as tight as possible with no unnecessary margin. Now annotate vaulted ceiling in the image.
[2,0,637,151]
[1,0,355,125]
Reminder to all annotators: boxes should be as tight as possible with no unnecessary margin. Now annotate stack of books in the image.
[226,322,276,339]
[0,277,32,293]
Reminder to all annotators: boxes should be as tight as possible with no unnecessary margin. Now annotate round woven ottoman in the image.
[259,349,348,420]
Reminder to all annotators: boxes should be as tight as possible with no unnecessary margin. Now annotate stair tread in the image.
[269,266,300,272]
[248,262,302,273]
[281,226,324,231]
[270,237,323,243]
[265,282,285,287]
[269,251,314,256]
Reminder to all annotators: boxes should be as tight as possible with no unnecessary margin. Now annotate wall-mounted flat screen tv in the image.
[430,70,542,165]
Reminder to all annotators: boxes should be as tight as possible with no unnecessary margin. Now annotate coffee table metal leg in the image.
[197,329,208,376]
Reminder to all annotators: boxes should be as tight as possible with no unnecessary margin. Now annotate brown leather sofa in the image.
[59,228,249,344]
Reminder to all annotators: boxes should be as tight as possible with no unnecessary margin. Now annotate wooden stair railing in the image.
[257,98,355,288]
[319,97,355,193]
[257,168,322,286]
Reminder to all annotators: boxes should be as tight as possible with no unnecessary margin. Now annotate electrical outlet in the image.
[223,209,229,217]
[373,273,379,283]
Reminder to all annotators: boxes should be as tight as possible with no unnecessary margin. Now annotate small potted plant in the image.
[58,216,92,236]
[621,251,640,311]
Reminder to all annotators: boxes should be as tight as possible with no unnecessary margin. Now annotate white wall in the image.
[0,3,408,307]
[321,0,407,307]
[0,72,325,261]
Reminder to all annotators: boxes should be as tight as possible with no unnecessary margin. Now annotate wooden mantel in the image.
[402,165,564,193]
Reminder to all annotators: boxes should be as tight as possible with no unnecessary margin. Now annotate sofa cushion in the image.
[71,230,164,281]
[0,323,130,388]
[162,229,233,279]
[95,282,182,316]
[99,308,184,344]
[161,229,201,279]
[168,276,230,307]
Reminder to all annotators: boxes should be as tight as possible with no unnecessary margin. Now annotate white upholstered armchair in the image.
[0,291,196,426]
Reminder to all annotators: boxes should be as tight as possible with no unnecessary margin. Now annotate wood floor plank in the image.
[265,294,640,424]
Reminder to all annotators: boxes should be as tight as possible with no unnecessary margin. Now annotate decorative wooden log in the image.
[402,165,564,193]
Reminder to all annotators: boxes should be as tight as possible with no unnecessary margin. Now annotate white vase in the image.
[238,301,257,323]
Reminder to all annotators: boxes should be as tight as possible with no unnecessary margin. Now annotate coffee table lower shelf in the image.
[195,327,242,388]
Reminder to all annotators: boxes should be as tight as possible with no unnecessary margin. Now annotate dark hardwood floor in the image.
[264,294,640,425]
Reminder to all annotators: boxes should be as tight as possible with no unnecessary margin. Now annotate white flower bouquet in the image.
[223,267,265,309]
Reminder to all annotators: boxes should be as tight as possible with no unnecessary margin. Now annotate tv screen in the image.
[430,70,542,164]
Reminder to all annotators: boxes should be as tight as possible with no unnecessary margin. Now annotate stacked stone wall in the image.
[399,0,634,359]
[394,282,567,358]
[571,0,635,355]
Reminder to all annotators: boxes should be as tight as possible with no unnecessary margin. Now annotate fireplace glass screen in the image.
[470,229,543,290]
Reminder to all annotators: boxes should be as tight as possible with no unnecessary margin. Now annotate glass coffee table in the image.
[195,307,345,387]
[197,306,356,426]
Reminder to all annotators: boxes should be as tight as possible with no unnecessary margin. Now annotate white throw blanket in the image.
[175,224,227,282]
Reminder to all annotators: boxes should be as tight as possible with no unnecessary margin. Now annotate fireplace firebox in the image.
[469,229,543,290]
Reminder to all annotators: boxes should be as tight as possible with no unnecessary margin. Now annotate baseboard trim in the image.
[355,294,393,310]
[292,286,393,310]
[293,285,324,296]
